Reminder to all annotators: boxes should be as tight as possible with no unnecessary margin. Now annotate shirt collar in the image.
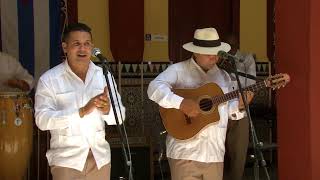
[62,60,99,84]
[190,57,219,75]
[63,60,98,73]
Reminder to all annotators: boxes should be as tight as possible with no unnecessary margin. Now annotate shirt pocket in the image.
[58,135,83,147]
[56,91,77,110]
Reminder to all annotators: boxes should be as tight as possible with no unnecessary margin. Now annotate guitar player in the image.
[147,27,254,180]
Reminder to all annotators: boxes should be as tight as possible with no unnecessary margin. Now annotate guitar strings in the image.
[198,81,266,110]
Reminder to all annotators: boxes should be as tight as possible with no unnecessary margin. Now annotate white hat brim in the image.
[182,42,231,55]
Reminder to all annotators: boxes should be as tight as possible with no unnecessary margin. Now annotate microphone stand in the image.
[157,128,168,180]
[227,56,270,180]
[99,59,134,180]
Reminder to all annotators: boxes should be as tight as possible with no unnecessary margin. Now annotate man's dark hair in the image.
[224,33,239,49]
[62,22,92,42]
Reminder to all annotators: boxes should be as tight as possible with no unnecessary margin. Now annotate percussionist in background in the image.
[0,51,34,92]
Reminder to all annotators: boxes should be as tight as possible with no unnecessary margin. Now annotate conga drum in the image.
[0,92,33,180]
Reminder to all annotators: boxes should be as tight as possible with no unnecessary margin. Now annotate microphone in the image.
[92,48,108,63]
[217,51,244,62]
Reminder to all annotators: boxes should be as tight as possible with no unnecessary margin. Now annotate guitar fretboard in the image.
[212,80,267,105]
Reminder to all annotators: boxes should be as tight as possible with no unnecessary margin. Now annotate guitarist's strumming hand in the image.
[179,99,201,118]
[238,91,254,110]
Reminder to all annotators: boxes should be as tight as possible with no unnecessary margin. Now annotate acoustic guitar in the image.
[159,73,290,140]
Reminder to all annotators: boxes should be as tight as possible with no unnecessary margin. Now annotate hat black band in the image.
[193,38,221,47]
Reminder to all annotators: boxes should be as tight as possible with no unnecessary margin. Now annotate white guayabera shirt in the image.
[148,58,244,163]
[35,60,125,171]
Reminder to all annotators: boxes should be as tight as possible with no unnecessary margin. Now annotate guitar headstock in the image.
[265,73,290,90]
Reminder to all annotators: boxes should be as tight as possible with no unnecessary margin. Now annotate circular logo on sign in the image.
[14,117,23,126]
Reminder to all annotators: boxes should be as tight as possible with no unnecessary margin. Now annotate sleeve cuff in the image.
[230,110,245,120]
[170,95,184,110]
[228,100,245,120]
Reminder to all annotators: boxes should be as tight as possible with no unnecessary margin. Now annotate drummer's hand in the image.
[5,79,30,91]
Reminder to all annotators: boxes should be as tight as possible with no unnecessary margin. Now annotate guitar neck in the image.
[212,80,267,105]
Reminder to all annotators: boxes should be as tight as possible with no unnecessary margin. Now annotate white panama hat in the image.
[182,27,231,55]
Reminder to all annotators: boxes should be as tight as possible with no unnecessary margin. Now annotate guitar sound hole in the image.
[199,98,213,111]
